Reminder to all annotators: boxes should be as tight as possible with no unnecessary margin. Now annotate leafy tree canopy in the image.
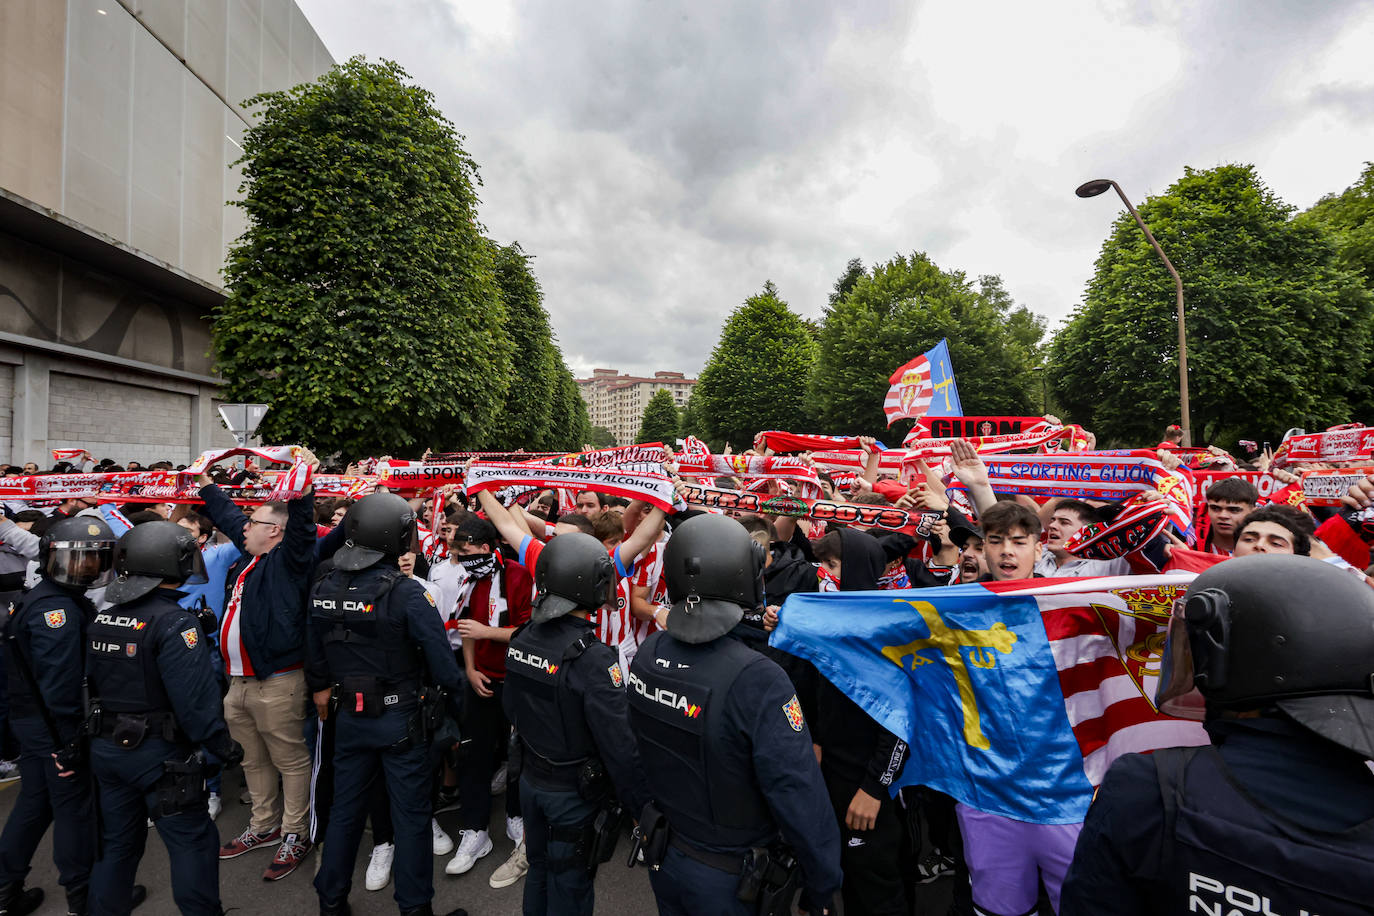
[810,254,1045,439]
[696,282,820,449]
[486,241,559,450]
[1048,164,1373,446]
[1301,161,1374,286]
[636,389,681,444]
[214,57,511,457]
[587,426,617,449]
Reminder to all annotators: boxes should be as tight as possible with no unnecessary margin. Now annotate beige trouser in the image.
[224,670,313,837]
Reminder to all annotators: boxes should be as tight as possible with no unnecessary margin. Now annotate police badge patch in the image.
[126,644,137,657]
[180,628,199,649]
[608,664,624,687]
[44,609,66,629]
[782,695,805,732]
[424,591,436,607]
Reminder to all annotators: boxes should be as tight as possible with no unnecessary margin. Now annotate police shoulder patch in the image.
[424,590,436,607]
[782,694,805,732]
[44,609,66,629]
[180,628,199,649]
[608,663,624,688]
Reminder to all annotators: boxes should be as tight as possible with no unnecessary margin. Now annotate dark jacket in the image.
[200,484,342,679]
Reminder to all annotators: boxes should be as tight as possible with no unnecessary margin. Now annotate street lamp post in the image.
[1076,178,1192,447]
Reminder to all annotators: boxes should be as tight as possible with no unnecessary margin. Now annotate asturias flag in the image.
[883,339,963,425]
[772,576,1207,824]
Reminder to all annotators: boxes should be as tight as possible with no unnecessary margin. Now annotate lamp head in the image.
[1075,179,1114,199]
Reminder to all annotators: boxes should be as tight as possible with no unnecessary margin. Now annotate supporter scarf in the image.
[455,554,505,627]
[50,448,88,462]
[464,461,679,513]
[0,468,369,506]
[968,451,1194,531]
[456,553,499,580]
[375,461,467,492]
[676,437,820,487]
[1274,426,1374,467]
[753,431,869,453]
[901,425,1085,456]
[542,444,670,468]
[676,481,942,537]
[1298,467,1374,507]
[1064,497,1170,560]
[817,567,840,592]
[183,446,313,499]
[909,417,1050,440]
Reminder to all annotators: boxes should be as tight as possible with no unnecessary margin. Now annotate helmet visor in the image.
[44,540,117,589]
[1155,596,1207,720]
[182,545,208,586]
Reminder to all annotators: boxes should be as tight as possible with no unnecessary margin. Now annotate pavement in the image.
[0,768,957,915]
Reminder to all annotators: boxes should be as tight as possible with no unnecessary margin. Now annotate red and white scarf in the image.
[464,461,680,513]
[676,481,941,537]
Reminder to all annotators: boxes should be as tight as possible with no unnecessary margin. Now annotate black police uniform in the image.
[628,629,842,916]
[87,588,232,916]
[503,613,648,915]
[0,578,96,898]
[1061,716,1374,915]
[307,563,466,914]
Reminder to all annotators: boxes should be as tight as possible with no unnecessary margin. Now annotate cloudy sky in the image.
[295,0,1374,377]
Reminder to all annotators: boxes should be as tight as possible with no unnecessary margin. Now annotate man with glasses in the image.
[197,451,328,880]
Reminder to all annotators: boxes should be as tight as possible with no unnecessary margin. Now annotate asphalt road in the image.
[0,768,957,915]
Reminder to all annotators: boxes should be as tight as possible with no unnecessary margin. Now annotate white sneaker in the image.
[444,829,492,875]
[207,792,222,821]
[365,842,394,891]
[490,762,508,795]
[432,818,454,856]
[488,842,528,889]
[0,759,20,783]
[505,815,524,846]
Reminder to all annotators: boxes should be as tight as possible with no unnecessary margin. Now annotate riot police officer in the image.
[503,532,649,915]
[307,492,467,916]
[1061,554,1374,915]
[0,516,115,916]
[87,521,243,916]
[627,514,841,916]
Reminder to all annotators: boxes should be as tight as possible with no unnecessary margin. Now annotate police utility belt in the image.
[88,707,187,749]
[630,802,801,916]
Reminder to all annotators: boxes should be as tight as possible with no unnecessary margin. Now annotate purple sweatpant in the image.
[956,803,1083,916]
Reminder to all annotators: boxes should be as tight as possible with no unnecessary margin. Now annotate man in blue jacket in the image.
[197,451,333,881]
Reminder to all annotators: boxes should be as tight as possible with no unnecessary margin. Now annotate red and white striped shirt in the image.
[220,556,260,677]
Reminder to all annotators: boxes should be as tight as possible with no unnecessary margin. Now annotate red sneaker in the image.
[219,826,282,859]
[262,833,313,881]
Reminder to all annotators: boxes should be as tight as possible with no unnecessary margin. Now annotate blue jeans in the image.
[0,716,94,889]
[519,775,599,916]
[89,736,221,916]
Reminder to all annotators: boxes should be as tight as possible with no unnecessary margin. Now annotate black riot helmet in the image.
[333,492,418,572]
[663,514,766,644]
[1156,554,1374,759]
[532,533,616,624]
[38,515,117,590]
[106,521,208,604]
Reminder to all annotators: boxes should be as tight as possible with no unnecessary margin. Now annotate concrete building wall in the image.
[0,363,13,462]
[49,372,193,466]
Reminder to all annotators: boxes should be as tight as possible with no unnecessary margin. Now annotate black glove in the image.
[205,732,244,769]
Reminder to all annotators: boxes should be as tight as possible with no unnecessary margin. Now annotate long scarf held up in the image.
[182,446,313,499]
[542,443,671,468]
[676,436,820,493]
[1274,425,1374,467]
[676,481,942,537]
[959,451,1195,532]
[1299,467,1374,506]
[1064,496,1171,560]
[0,470,282,505]
[464,461,680,514]
[753,431,867,453]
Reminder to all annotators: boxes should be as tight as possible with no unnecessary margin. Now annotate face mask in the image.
[878,565,911,590]
[817,566,840,593]
[457,553,498,579]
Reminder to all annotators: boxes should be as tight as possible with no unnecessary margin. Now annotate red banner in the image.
[910,417,1050,440]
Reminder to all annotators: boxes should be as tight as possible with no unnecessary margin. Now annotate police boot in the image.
[64,883,88,916]
[0,882,43,916]
[130,885,147,910]
[319,899,350,916]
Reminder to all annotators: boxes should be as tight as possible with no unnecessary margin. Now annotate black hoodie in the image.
[811,528,910,798]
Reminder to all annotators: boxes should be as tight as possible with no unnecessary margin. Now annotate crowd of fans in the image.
[1,423,1372,915]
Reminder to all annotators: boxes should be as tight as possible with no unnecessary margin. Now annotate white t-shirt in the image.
[1034,553,1131,578]
[427,560,465,649]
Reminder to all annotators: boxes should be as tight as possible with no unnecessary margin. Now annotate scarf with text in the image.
[676,481,942,537]
[676,436,820,492]
[1298,467,1374,507]
[1064,496,1171,560]
[464,461,680,513]
[1274,425,1374,467]
[909,416,1052,439]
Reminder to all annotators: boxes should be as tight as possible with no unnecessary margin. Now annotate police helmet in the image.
[38,515,117,590]
[1156,554,1374,759]
[333,492,418,572]
[532,532,616,624]
[663,514,765,644]
[106,521,208,604]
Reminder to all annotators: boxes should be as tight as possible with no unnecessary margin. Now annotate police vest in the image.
[87,592,186,720]
[504,619,599,769]
[1155,746,1374,915]
[310,567,423,694]
[627,631,774,849]
[4,578,91,719]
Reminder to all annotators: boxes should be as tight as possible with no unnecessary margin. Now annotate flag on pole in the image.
[771,575,1208,823]
[883,339,963,425]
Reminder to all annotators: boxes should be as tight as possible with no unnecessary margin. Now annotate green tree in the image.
[214,57,511,457]
[809,254,1045,439]
[587,426,616,449]
[695,282,819,449]
[637,389,680,444]
[486,241,558,450]
[1301,161,1374,285]
[678,390,710,444]
[546,364,593,451]
[1049,164,1373,446]
[828,257,867,307]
